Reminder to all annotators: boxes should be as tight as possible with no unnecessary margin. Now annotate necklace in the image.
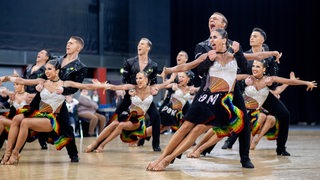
[50,78,60,82]
[216,49,228,54]
[254,75,264,80]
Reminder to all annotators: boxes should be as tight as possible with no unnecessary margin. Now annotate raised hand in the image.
[207,50,217,61]
[306,81,317,91]
[55,86,64,94]
[158,67,167,80]
[92,79,102,85]
[245,76,254,85]
[289,71,298,80]
[231,41,240,53]
[274,52,282,63]
[35,83,44,92]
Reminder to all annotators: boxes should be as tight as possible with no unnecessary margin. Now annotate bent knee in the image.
[12,114,24,125]
[20,119,30,128]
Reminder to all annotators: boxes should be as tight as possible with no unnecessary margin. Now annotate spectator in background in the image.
[66,95,79,136]
[92,90,100,104]
[0,86,10,109]
[77,89,106,136]
[113,90,125,108]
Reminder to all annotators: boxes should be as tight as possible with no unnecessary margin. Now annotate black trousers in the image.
[146,102,161,148]
[59,102,78,159]
[38,132,48,147]
[115,91,160,148]
[232,82,251,163]
[223,131,238,147]
[261,93,290,153]
[0,132,6,150]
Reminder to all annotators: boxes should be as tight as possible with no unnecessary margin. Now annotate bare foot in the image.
[1,151,12,165]
[151,158,170,171]
[84,144,96,153]
[186,151,195,158]
[6,150,20,165]
[128,141,137,147]
[187,150,200,158]
[250,139,259,150]
[94,146,104,153]
[146,159,161,171]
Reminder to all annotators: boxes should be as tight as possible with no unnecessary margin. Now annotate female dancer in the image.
[146,28,245,171]
[80,71,169,153]
[0,59,106,165]
[142,71,194,141]
[186,60,316,158]
[0,60,70,164]
[0,83,29,150]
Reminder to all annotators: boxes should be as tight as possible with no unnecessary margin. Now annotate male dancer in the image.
[115,38,161,151]
[194,12,254,168]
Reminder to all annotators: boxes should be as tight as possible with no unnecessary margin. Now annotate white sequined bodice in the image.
[40,88,65,112]
[171,88,190,107]
[244,85,269,109]
[209,59,237,92]
[13,100,28,109]
[130,95,153,114]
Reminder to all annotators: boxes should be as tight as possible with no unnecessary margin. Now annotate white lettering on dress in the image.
[198,93,220,105]
[207,94,219,105]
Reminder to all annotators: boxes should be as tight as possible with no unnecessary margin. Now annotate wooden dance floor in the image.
[1,125,320,180]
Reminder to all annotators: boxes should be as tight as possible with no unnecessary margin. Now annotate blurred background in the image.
[0,0,319,125]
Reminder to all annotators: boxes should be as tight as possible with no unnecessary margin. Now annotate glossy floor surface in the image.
[0,125,319,180]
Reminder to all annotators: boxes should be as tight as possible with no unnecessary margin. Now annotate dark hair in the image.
[70,36,85,49]
[255,59,268,68]
[214,28,229,47]
[213,12,228,29]
[47,59,61,70]
[42,49,53,61]
[262,43,269,51]
[252,27,267,41]
[137,71,150,85]
[185,70,194,79]
[215,28,228,39]
[179,50,189,60]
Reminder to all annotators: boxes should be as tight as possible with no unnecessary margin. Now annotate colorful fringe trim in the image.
[2,106,31,134]
[30,111,60,135]
[120,113,146,143]
[213,93,244,138]
[250,109,260,136]
[52,135,73,150]
[108,113,118,125]
[27,110,70,149]
[265,117,279,140]
[171,110,183,131]
[2,106,30,118]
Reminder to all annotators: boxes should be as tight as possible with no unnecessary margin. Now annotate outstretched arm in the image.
[5,76,45,86]
[153,80,173,91]
[270,72,297,97]
[244,51,282,63]
[236,74,250,81]
[63,79,137,92]
[63,80,107,90]
[106,83,136,91]
[162,53,209,76]
[268,75,317,91]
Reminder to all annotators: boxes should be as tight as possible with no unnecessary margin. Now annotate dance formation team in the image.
[0,12,317,171]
